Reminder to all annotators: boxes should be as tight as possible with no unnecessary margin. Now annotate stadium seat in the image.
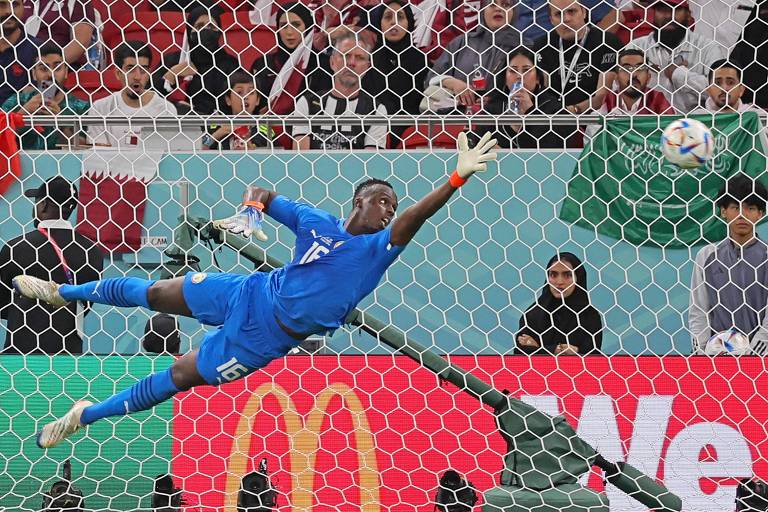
[398,124,466,149]
[102,11,187,68]
[65,68,124,102]
[219,11,278,68]
[270,125,294,150]
[616,8,654,45]
[218,0,256,12]
[93,0,152,61]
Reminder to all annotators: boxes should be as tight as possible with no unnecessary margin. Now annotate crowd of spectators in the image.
[0,0,765,150]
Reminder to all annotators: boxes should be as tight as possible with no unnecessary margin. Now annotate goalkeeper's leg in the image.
[37,350,205,449]
[35,272,298,448]
[13,275,194,316]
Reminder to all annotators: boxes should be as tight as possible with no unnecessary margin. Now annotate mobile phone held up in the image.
[38,80,57,103]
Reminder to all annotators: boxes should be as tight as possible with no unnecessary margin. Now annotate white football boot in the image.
[36,400,93,449]
[12,275,69,308]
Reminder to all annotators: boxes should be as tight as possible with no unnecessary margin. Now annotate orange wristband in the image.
[448,170,467,188]
[244,201,265,210]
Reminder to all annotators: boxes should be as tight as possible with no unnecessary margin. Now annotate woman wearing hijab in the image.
[152,5,240,115]
[477,46,563,148]
[250,2,322,114]
[516,252,603,355]
[367,0,428,140]
[424,0,522,112]
[731,0,768,108]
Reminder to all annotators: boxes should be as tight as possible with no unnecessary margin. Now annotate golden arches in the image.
[223,382,381,512]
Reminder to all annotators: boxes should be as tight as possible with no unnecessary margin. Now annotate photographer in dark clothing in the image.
[0,177,103,354]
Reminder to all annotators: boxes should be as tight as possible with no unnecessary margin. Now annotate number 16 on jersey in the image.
[299,241,330,264]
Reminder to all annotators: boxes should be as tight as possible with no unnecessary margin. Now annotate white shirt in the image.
[688,0,753,53]
[691,98,768,145]
[585,92,670,137]
[692,96,767,114]
[628,31,726,113]
[293,93,388,149]
[86,92,177,149]
[37,219,74,229]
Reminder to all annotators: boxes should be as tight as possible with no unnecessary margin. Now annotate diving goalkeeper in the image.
[14,133,497,449]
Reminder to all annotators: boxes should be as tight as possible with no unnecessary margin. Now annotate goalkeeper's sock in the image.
[80,368,180,425]
[59,277,153,309]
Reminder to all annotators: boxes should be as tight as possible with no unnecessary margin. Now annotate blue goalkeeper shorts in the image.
[181,271,299,385]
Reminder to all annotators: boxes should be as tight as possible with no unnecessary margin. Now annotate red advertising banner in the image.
[172,356,768,512]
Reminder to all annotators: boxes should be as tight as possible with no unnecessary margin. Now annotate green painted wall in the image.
[0,355,173,511]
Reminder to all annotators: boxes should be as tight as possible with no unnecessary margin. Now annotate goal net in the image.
[1,0,768,511]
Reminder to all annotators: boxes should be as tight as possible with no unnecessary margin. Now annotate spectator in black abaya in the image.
[367,0,428,142]
[152,5,240,115]
[516,252,603,355]
[250,2,322,114]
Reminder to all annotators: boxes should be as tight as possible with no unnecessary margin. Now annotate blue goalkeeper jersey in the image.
[261,195,405,335]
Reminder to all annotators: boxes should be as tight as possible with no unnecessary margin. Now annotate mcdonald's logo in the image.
[224,382,381,512]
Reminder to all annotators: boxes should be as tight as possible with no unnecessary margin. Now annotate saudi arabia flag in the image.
[559,112,768,247]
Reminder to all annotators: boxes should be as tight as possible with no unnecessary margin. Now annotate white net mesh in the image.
[2,0,768,511]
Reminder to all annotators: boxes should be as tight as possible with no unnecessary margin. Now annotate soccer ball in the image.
[660,118,714,169]
[705,328,751,356]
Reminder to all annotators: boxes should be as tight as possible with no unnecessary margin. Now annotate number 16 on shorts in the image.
[216,356,250,383]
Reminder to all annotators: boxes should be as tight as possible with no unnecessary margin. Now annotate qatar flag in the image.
[76,149,162,254]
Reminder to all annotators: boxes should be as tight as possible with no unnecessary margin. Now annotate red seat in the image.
[616,7,654,45]
[65,68,124,102]
[218,0,256,12]
[220,11,278,68]
[102,11,187,69]
[616,4,695,45]
[270,124,294,150]
[93,0,152,64]
[398,124,466,149]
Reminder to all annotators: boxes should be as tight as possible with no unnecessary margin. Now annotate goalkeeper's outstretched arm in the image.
[390,132,497,247]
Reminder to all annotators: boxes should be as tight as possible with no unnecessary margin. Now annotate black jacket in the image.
[0,220,103,354]
[731,0,768,108]
[516,253,603,354]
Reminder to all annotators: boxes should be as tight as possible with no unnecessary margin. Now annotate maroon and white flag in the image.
[270,32,313,114]
[76,150,162,254]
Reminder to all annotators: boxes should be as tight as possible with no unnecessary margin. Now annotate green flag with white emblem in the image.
[559,112,768,247]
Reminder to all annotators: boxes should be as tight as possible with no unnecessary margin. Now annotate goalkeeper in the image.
[14,133,497,449]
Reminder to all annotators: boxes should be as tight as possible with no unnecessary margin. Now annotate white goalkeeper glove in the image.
[456,131,498,179]
[214,201,269,242]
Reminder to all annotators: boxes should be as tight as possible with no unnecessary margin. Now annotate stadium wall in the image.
[4,151,765,355]
[0,355,173,511]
